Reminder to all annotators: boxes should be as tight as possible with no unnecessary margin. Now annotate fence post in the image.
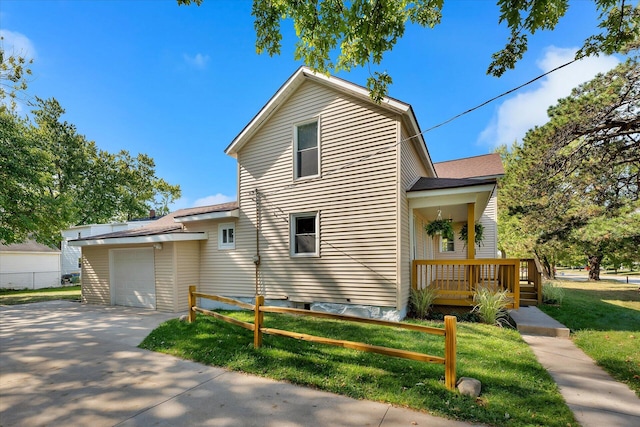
[188,285,196,323]
[444,315,457,391]
[254,295,264,348]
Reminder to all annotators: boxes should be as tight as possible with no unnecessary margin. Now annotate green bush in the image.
[409,286,438,319]
[473,288,511,326]
[542,281,565,305]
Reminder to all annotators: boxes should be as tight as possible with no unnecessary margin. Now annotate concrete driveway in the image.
[0,301,476,427]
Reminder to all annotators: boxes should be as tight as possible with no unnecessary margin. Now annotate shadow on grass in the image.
[539,287,640,332]
[140,313,576,427]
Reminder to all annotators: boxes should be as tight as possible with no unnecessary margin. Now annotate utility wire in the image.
[252,56,582,199]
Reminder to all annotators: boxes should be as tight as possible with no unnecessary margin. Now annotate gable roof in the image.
[434,153,504,179]
[224,66,435,176]
[69,202,238,246]
[0,240,60,253]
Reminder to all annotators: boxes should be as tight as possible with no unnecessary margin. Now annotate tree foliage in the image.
[0,97,181,246]
[0,35,33,111]
[499,57,640,280]
[178,0,639,101]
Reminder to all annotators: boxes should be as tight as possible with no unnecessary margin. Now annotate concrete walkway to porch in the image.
[509,306,640,427]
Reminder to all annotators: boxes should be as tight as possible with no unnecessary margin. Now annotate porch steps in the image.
[509,306,570,338]
[519,283,539,306]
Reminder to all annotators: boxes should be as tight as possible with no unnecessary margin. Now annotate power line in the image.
[254,56,582,199]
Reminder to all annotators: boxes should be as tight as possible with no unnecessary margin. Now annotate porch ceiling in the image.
[407,179,495,222]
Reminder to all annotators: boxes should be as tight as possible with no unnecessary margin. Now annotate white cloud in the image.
[193,193,236,207]
[0,29,37,60]
[478,47,620,148]
[183,52,210,69]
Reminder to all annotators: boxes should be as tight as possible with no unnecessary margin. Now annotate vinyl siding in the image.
[476,188,499,258]
[432,223,468,260]
[399,126,431,312]
[82,244,174,310]
[175,241,200,311]
[184,220,253,298]
[235,80,400,307]
[81,246,110,305]
[154,242,174,312]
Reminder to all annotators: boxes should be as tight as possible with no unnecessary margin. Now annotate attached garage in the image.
[69,203,239,312]
[111,248,156,309]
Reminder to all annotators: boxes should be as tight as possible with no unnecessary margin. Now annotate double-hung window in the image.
[294,120,319,179]
[440,236,454,253]
[291,212,319,257]
[218,223,235,250]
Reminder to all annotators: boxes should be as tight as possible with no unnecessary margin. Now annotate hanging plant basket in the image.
[460,222,485,247]
[424,219,454,241]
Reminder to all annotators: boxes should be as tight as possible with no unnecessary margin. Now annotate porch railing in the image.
[412,259,520,309]
[520,258,543,305]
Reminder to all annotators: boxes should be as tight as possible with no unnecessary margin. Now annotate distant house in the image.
[71,67,510,318]
[0,241,61,289]
[61,215,158,277]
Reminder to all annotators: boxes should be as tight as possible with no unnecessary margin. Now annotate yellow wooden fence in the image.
[188,286,458,390]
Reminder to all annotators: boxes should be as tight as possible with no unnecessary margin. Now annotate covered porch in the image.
[407,177,521,309]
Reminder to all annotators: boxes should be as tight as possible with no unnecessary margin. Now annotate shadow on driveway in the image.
[0,301,475,427]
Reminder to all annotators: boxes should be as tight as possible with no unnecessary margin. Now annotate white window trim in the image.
[218,222,236,250]
[290,211,320,257]
[293,117,321,181]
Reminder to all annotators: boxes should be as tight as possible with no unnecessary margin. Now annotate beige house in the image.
[71,67,512,318]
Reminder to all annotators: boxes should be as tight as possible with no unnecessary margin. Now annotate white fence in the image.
[0,271,62,290]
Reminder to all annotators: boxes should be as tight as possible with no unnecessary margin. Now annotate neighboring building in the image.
[0,241,61,289]
[61,216,158,277]
[71,67,505,318]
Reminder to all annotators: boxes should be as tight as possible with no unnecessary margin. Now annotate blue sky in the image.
[1,0,623,210]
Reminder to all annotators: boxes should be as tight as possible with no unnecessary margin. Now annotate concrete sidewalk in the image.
[0,301,478,427]
[510,306,640,427]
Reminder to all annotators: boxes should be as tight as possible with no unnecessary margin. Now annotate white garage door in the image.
[111,248,156,309]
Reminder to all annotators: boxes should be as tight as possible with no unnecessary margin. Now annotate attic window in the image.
[294,120,319,179]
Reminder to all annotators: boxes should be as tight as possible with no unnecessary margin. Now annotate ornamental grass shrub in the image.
[542,281,565,305]
[410,286,438,319]
[473,288,511,326]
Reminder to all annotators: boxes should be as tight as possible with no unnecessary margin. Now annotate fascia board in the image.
[225,67,413,157]
[174,209,240,223]
[225,67,307,157]
[68,232,208,247]
[407,183,495,199]
[407,183,496,206]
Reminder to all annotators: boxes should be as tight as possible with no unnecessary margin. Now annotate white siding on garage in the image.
[0,251,61,289]
[231,80,400,307]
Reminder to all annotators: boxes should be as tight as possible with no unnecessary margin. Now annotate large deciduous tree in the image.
[499,57,640,280]
[0,96,181,246]
[178,0,639,101]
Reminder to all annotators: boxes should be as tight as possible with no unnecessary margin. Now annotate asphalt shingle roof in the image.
[73,202,238,241]
[409,177,495,192]
[434,153,504,179]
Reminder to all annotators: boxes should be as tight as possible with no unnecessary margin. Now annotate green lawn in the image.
[140,312,576,426]
[538,280,640,397]
[0,285,81,305]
